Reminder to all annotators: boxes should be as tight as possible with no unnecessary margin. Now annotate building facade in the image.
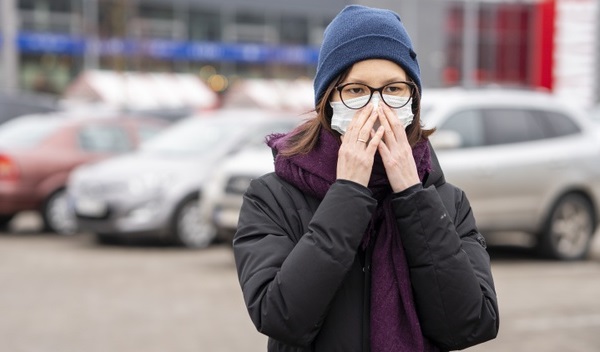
[0,0,598,106]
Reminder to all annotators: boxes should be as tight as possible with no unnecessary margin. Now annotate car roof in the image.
[420,87,591,127]
[5,110,166,127]
[184,108,307,121]
[422,87,560,106]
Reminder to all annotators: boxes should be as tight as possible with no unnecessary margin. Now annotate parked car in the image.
[198,145,276,244]
[425,87,600,260]
[197,88,600,260]
[0,112,167,234]
[67,109,299,248]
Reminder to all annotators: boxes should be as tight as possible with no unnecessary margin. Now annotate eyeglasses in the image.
[335,81,416,110]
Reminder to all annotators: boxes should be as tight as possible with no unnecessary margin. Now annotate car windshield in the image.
[139,117,247,155]
[0,117,64,148]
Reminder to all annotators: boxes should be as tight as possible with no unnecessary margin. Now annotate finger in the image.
[377,105,396,146]
[366,125,384,154]
[345,103,374,140]
[377,134,392,160]
[381,103,407,141]
[358,106,379,142]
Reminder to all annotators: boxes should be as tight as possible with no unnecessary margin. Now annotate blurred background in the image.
[1,0,598,110]
[1,0,600,351]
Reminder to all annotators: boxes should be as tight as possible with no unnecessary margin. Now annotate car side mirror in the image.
[430,130,463,150]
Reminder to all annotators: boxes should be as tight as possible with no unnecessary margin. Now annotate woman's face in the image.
[330,59,410,103]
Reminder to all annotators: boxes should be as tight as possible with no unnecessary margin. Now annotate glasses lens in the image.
[339,83,371,109]
[381,82,413,108]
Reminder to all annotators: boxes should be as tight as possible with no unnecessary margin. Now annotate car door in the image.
[478,108,563,232]
[434,109,501,229]
[435,107,581,233]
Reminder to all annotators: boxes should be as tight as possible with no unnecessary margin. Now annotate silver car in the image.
[67,109,299,248]
[426,88,600,260]
[199,88,600,260]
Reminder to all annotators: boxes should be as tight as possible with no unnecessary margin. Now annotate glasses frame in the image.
[335,81,417,110]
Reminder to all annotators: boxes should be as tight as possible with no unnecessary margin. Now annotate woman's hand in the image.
[376,104,420,192]
[337,103,385,187]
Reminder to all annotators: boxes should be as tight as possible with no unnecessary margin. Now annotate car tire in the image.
[42,189,78,235]
[95,233,121,245]
[0,214,14,231]
[537,193,596,261]
[172,195,216,249]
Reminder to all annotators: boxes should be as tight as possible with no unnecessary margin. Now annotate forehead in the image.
[346,59,408,80]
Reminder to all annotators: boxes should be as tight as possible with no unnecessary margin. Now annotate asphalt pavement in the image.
[1,212,600,352]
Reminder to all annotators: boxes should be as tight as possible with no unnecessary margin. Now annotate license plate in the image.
[75,198,107,217]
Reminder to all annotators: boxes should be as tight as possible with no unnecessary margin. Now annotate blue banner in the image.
[18,32,86,55]
[11,32,319,65]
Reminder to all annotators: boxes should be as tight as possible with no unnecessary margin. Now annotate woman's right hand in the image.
[336,103,385,187]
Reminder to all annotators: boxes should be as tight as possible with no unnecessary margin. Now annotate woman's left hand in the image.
[376,103,421,193]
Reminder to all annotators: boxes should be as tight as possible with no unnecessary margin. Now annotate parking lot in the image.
[1,213,600,352]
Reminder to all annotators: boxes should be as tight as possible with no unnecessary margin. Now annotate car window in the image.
[439,110,485,148]
[483,109,545,146]
[0,117,63,148]
[77,125,132,152]
[137,125,164,142]
[140,118,244,155]
[537,110,580,137]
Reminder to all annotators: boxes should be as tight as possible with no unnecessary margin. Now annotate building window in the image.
[189,9,221,41]
[19,0,73,12]
[278,16,308,45]
[228,11,275,43]
[444,2,535,87]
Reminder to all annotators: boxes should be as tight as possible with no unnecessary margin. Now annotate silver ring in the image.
[357,138,367,143]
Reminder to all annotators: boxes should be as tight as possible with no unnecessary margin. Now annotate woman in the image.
[233,5,499,352]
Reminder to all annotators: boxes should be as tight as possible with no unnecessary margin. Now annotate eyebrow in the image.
[342,77,409,85]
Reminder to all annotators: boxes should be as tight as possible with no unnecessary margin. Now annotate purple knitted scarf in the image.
[267,128,439,352]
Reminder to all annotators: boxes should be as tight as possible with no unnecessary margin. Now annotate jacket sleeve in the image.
[233,175,376,347]
[391,184,499,350]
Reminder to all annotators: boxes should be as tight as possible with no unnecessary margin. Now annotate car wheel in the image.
[173,196,216,249]
[0,214,14,231]
[95,233,120,245]
[43,189,78,235]
[537,193,595,261]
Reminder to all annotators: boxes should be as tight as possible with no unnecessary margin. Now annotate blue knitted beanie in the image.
[313,5,421,105]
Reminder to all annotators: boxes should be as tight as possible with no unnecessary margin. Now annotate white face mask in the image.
[329,94,414,135]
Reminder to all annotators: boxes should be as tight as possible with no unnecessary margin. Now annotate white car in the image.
[68,109,299,248]
[425,87,600,260]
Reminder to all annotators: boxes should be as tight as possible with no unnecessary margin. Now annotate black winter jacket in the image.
[233,148,499,351]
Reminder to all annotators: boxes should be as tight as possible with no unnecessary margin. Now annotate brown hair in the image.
[278,69,434,157]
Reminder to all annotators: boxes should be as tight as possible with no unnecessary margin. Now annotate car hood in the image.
[221,148,275,176]
[74,151,215,183]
